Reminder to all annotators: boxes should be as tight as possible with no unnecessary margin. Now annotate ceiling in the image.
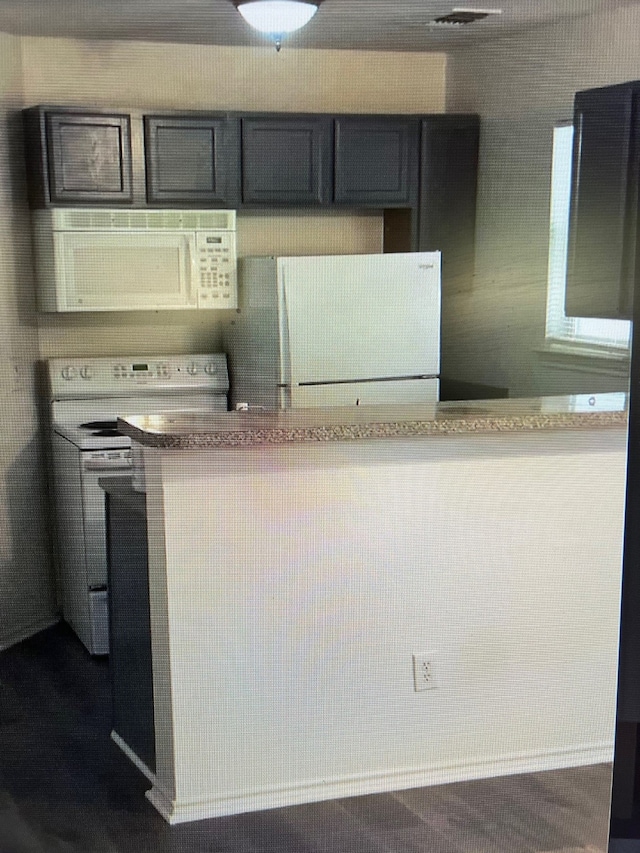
[0,0,634,51]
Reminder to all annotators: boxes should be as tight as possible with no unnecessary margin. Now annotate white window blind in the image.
[545,124,631,350]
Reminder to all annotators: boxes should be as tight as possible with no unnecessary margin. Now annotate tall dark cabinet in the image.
[566,81,640,320]
[418,115,479,290]
[568,80,640,831]
[615,332,640,818]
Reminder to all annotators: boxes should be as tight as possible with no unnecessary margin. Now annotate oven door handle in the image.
[82,462,132,473]
[81,455,132,473]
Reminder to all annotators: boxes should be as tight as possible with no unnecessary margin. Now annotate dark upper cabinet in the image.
[23,106,480,268]
[418,115,479,291]
[144,115,240,207]
[241,115,332,205]
[334,117,420,206]
[566,82,640,320]
[23,108,133,206]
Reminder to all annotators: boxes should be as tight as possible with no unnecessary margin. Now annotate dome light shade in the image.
[234,0,321,36]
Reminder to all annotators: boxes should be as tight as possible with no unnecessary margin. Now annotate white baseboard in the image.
[145,741,613,825]
[146,785,177,822]
[0,615,60,652]
[111,731,156,785]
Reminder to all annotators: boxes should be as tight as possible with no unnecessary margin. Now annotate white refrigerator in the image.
[223,252,441,410]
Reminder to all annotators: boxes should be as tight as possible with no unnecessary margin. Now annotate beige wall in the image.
[444,4,639,397]
[0,31,57,649]
[21,40,446,114]
[20,38,446,358]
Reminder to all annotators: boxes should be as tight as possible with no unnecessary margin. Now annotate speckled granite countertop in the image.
[117,392,628,450]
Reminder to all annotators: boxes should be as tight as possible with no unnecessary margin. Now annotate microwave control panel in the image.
[196,231,237,309]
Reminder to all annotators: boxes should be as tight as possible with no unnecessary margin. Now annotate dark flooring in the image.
[0,623,617,853]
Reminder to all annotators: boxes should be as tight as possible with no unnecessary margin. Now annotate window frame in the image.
[544,122,631,357]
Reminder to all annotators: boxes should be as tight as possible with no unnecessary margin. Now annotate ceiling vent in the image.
[429,7,502,26]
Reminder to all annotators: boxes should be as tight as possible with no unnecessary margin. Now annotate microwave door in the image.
[57,231,196,311]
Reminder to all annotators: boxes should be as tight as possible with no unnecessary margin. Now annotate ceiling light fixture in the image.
[232,0,323,51]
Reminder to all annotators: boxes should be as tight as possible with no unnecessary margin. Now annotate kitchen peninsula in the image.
[115,395,628,825]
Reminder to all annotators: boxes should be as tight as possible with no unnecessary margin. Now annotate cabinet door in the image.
[46,111,133,204]
[144,115,239,206]
[566,84,639,319]
[241,116,332,205]
[334,117,419,206]
[418,116,479,291]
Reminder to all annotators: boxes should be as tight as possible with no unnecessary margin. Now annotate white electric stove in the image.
[47,353,229,654]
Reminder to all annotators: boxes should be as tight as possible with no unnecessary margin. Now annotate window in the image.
[545,124,631,351]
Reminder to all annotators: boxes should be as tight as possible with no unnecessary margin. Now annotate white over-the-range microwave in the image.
[32,208,238,312]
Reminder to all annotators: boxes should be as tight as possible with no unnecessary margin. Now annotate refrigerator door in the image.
[278,252,440,387]
[288,378,439,408]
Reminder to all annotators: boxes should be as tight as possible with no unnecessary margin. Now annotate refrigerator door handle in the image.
[298,374,438,386]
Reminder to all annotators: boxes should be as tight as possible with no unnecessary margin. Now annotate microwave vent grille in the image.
[118,211,150,229]
[47,208,236,232]
[64,210,110,229]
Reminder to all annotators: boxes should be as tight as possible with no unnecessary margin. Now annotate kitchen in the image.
[0,0,636,850]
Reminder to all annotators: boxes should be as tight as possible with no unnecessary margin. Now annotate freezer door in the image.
[279,252,440,386]
[288,378,439,408]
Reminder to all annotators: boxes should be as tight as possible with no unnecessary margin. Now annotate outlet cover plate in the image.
[413,653,437,691]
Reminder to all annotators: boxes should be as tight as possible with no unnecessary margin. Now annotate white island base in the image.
[125,419,626,825]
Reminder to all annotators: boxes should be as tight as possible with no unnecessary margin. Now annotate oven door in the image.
[81,450,132,589]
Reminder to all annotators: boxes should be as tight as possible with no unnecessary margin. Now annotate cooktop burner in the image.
[80,420,119,430]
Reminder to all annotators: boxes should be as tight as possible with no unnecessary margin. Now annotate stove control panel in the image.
[48,353,229,399]
[112,361,171,380]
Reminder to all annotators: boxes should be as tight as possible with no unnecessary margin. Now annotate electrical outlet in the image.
[413,654,437,691]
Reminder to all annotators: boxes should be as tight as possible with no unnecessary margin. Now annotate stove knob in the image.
[61,366,77,380]
[186,363,198,376]
[80,366,93,380]
[204,363,218,376]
